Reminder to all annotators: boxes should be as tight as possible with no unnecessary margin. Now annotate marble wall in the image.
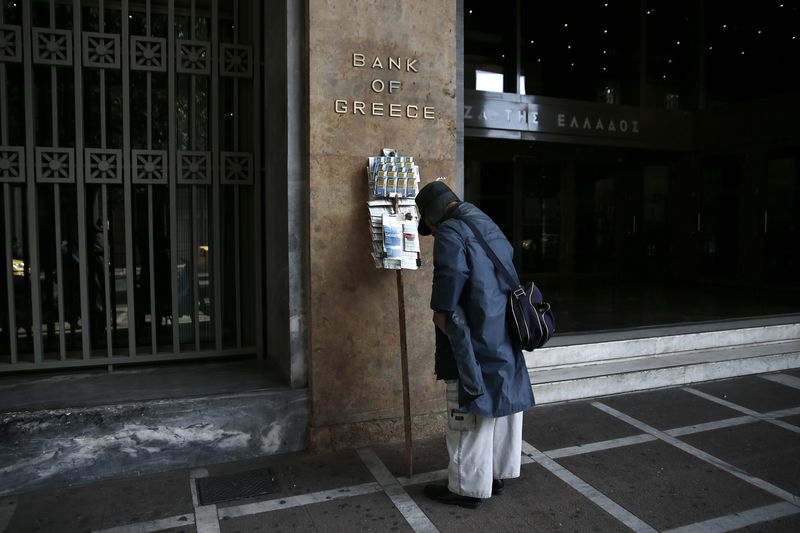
[308,0,457,451]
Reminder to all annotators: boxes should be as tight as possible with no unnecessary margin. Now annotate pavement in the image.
[2,369,800,533]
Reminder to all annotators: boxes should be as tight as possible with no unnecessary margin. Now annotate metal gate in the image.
[0,0,262,371]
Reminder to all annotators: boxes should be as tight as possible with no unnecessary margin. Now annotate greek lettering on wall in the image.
[334,52,435,120]
[556,113,639,134]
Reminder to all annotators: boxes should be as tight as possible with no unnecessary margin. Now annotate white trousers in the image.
[445,380,523,498]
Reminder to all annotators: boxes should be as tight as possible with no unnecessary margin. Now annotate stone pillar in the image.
[307,0,457,451]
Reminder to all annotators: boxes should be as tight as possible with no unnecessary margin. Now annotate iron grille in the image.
[0,0,263,371]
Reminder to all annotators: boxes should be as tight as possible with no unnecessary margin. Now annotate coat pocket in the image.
[446,380,476,431]
[448,409,477,431]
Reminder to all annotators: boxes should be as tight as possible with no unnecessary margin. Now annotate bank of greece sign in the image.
[334,53,435,120]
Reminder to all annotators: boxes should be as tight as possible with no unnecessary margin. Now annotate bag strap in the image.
[449,213,520,293]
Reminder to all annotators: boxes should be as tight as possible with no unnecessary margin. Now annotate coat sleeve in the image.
[430,224,469,313]
[445,304,486,403]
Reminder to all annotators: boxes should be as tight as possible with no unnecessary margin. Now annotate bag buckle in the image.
[513,287,526,298]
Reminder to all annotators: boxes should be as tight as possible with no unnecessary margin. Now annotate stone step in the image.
[530,338,800,404]
[525,322,800,370]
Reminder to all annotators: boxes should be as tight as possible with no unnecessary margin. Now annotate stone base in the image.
[0,388,309,496]
[309,411,447,453]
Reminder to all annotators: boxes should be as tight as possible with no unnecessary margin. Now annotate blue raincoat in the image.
[431,202,535,418]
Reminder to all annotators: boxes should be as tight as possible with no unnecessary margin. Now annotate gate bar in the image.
[3,186,17,363]
[102,185,112,355]
[54,183,66,359]
[122,0,137,357]
[22,0,45,362]
[192,186,199,351]
[146,0,157,355]
[190,0,199,352]
[211,0,222,352]
[73,0,91,360]
[0,5,18,363]
[49,25,66,360]
[148,186,156,353]
[232,7,242,349]
[167,0,179,353]
[99,3,113,356]
[253,0,263,358]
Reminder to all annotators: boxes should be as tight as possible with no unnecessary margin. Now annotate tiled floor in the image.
[4,371,800,533]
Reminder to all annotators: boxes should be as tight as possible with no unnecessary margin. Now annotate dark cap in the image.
[415,180,460,236]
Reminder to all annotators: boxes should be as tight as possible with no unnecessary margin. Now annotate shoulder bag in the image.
[453,215,556,351]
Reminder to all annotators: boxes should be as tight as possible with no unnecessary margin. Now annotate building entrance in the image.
[466,138,800,333]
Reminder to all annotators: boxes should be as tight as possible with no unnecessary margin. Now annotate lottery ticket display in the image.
[366,149,422,270]
[369,153,420,199]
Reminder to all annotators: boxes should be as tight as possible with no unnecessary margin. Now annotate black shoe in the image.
[492,479,504,495]
[423,484,483,509]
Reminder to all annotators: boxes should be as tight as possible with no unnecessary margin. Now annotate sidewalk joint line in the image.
[765,406,800,418]
[398,468,448,487]
[591,401,800,507]
[683,387,800,434]
[92,514,196,533]
[661,501,800,533]
[217,482,382,519]
[521,440,658,533]
[545,434,657,459]
[357,447,439,533]
[190,468,220,533]
[760,373,800,391]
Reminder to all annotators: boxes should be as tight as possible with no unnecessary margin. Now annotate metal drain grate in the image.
[196,467,278,505]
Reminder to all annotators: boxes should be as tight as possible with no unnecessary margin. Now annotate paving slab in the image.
[679,421,800,496]
[523,401,642,451]
[203,450,374,509]
[218,492,412,533]
[600,387,741,430]
[372,435,449,478]
[407,462,627,533]
[691,376,800,413]
[555,440,779,531]
[6,467,193,533]
[97,469,194,529]
[5,485,105,533]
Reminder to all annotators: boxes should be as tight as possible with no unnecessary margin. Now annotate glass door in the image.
[518,160,560,276]
[574,161,617,276]
[765,155,800,282]
[697,159,740,280]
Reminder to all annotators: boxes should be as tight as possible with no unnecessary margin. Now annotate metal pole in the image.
[392,197,413,477]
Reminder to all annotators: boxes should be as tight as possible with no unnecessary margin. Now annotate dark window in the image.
[464,0,517,93]
[519,1,638,103]
[645,0,694,110]
[706,2,800,104]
